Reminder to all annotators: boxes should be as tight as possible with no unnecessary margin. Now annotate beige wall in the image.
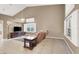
[14,5,65,38]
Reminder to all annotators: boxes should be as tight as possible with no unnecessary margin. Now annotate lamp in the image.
[7,21,12,25]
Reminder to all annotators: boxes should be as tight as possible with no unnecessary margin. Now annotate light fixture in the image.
[21,18,25,22]
[7,21,12,25]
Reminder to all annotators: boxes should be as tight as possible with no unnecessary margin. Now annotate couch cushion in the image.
[36,32,46,43]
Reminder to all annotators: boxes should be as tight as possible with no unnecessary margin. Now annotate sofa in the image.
[24,31,47,50]
[28,31,46,49]
[36,32,46,43]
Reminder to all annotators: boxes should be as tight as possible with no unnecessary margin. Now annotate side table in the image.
[24,36,37,50]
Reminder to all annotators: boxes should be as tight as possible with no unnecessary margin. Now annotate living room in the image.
[0,4,68,54]
[0,0,79,59]
[0,4,64,39]
[2,4,79,54]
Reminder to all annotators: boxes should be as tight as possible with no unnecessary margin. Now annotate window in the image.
[66,16,71,37]
[64,15,72,38]
[24,18,36,33]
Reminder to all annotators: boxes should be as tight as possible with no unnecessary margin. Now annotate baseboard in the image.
[46,36,64,40]
[63,38,74,54]
[64,34,78,47]
[46,36,74,53]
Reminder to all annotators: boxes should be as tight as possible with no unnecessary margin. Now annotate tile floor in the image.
[0,38,71,54]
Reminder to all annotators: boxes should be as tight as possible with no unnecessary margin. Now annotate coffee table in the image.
[23,36,37,50]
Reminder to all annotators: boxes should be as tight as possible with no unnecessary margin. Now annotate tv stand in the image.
[10,31,25,38]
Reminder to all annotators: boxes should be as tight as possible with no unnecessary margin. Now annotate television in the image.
[14,27,21,32]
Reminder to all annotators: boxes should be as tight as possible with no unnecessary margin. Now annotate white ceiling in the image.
[0,4,45,16]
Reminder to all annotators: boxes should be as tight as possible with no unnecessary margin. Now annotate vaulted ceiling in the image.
[0,4,45,16]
